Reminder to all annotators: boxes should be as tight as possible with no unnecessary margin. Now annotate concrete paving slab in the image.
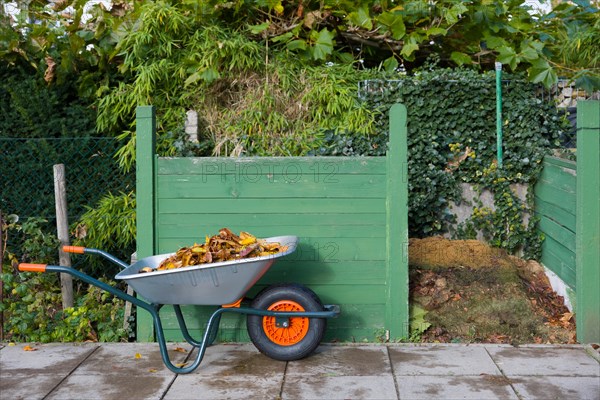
[46,372,175,400]
[389,345,501,376]
[286,345,391,376]
[0,343,98,374]
[191,343,286,376]
[282,375,398,400]
[0,343,98,400]
[487,346,600,377]
[396,375,519,400]
[510,376,600,400]
[70,343,189,376]
[165,375,283,400]
[0,373,70,400]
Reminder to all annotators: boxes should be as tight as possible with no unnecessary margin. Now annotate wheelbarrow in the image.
[18,235,340,374]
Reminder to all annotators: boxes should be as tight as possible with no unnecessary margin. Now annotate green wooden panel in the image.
[135,106,157,342]
[136,104,410,344]
[543,156,577,171]
[540,235,576,289]
[157,238,386,261]
[156,174,386,199]
[158,213,387,227]
[538,215,576,251]
[538,163,576,194]
[157,223,386,239]
[576,100,600,343]
[534,182,576,215]
[534,197,576,232]
[386,103,409,339]
[262,261,386,285]
[157,198,385,214]
[157,157,387,176]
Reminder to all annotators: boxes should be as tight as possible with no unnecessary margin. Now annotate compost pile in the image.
[139,228,287,273]
[409,237,577,344]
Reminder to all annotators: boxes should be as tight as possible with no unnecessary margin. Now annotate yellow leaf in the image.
[8,342,16,346]
[23,345,37,351]
[134,353,142,359]
[173,347,188,353]
[175,362,188,368]
[148,368,158,373]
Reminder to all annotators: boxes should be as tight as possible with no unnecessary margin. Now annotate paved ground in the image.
[1,342,599,400]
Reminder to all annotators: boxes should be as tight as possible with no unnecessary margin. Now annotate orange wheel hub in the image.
[263,300,309,346]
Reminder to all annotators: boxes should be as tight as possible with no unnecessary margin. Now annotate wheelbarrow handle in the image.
[63,245,85,254]
[62,246,130,270]
[18,263,47,272]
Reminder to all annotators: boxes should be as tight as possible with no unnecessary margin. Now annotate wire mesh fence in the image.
[1,137,134,262]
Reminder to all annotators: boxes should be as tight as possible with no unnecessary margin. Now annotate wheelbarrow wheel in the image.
[247,283,326,361]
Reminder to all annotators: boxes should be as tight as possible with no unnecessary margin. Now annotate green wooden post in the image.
[386,104,409,339]
[576,100,600,343]
[136,105,156,342]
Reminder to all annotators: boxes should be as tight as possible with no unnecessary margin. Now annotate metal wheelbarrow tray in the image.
[18,236,340,374]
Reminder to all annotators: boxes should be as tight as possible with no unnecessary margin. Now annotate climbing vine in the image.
[361,68,569,258]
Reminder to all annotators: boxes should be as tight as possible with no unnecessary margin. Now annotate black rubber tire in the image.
[247,283,326,361]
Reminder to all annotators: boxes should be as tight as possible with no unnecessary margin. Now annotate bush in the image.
[1,214,129,342]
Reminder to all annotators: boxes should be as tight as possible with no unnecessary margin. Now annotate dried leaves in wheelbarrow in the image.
[139,228,288,273]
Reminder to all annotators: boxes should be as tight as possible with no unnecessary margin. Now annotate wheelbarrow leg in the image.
[152,306,227,374]
[173,305,221,347]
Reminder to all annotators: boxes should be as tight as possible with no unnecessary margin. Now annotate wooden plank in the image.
[135,105,156,342]
[576,100,600,343]
[157,213,387,227]
[386,103,409,339]
[156,174,386,199]
[157,238,386,261]
[543,156,577,171]
[538,163,576,194]
[534,197,576,233]
[156,223,386,239]
[260,260,386,285]
[157,198,385,214]
[534,182,576,215]
[538,215,576,251]
[540,234,576,289]
[157,157,387,176]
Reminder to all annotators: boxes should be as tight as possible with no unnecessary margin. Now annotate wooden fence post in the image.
[136,105,156,342]
[576,100,600,343]
[386,104,409,339]
[54,164,74,309]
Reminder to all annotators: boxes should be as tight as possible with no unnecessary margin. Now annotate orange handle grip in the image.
[63,246,85,254]
[18,263,48,272]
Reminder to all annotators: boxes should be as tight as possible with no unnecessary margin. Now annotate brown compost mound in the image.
[408,237,576,344]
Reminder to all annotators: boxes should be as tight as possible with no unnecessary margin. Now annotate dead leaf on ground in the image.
[23,345,37,351]
[173,347,187,353]
[134,353,142,359]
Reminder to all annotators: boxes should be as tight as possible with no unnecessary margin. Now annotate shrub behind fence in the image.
[1,137,134,259]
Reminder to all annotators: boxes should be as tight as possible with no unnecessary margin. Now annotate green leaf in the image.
[287,39,307,51]
[377,11,406,40]
[575,74,600,93]
[383,56,399,73]
[272,32,293,43]
[484,35,508,50]
[425,27,447,37]
[450,51,472,66]
[528,59,557,88]
[400,36,419,59]
[247,22,270,35]
[348,5,373,30]
[312,28,334,60]
[497,46,519,70]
